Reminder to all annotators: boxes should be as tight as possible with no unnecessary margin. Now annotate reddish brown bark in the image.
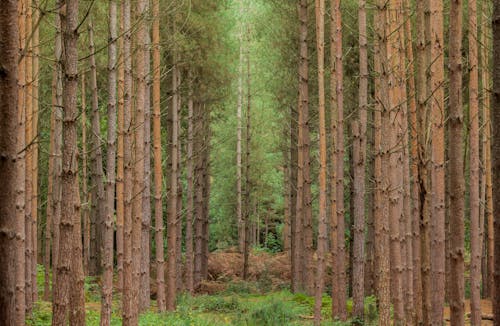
[0,0,19,322]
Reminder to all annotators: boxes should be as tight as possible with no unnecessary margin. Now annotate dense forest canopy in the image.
[1,0,500,325]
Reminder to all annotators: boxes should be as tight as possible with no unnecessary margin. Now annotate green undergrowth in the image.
[29,266,378,325]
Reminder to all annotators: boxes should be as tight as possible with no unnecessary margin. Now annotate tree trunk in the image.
[447,0,465,323]
[492,0,500,323]
[404,0,422,320]
[481,6,493,299]
[0,0,19,322]
[176,104,183,293]
[88,20,105,277]
[81,72,90,276]
[243,42,252,281]
[194,101,203,289]
[294,0,308,294]
[352,0,368,318]
[167,54,179,311]
[116,0,125,292]
[24,1,33,313]
[121,0,134,322]
[140,3,152,310]
[185,79,194,294]
[132,0,148,319]
[373,1,390,323]
[100,0,118,323]
[313,0,327,323]
[417,0,431,322]
[31,7,39,303]
[429,0,446,322]
[469,0,482,323]
[52,0,86,322]
[152,0,165,310]
[237,0,244,253]
[331,0,346,319]
[15,1,27,321]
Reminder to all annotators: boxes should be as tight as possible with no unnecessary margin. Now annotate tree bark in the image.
[132,0,148,319]
[100,0,118,323]
[15,1,27,321]
[469,0,482,323]
[447,0,465,323]
[373,0,390,323]
[429,0,446,322]
[313,0,327,323]
[52,0,86,322]
[121,0,134,322]
[140,2,152,310]
[88,20,105,277]
[167,52,179,311]
[243,41,252,281]
[24,1,33,312]
[152,0,165,310]
[352,0,368,318]
[185,79,194,294]
[116,0,125,293]
[0,0,19,322]
[492,0,500,323]
[237,0,244,253]
[331,0,346,319]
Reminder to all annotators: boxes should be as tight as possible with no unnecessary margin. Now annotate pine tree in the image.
[0,0,20,322]
[447,0,465,323]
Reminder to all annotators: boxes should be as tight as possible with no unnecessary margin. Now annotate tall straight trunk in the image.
[399,1,413,318]
[194,101,203,289]
[185,81,194,294]
[51,10,63,297]
[429,0,446,322]
[0,0,19,322]
[481,7,493,299]
[81,73,90,276]
[373,0,390,323]
[385,0,404,321]
[301,7,314,295]
[52,0,85,322]
[492,0,500,322]
[469,0,482,323]
[313,0,327,323]
[132,0,148,319]
[24,1,33,312]
[45,66,57,299]
[176,99,183,293]
[140,4,152,310]
[152,0,165,310]
[88,20,105,276]
[31,7,39,302]
[283,125,291,252]
[294,0,307,293]
[404,0,422,319]
[201,105,211,280]
[417,0,431,322]
[447,0,465,323]
[100,0,118,323]
[290,104,298,287]
[121,0,134,322]
[15,1,27,321]
[237,0,244,253]
[352,0,368,318]
[364,111,374,296]
[243,46,252,281]
[331,0,346,319]
[167,54,179,312]
[116,0,125,292]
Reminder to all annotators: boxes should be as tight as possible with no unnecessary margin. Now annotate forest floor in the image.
[29,250,492,325]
